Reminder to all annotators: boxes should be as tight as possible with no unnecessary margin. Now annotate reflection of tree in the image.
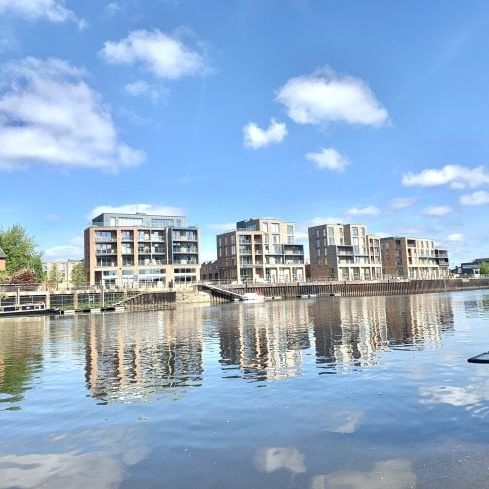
[84,307,204,403]
[218,302,311,381]
[0,318,45,409]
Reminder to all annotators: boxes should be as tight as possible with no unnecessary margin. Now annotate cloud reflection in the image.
[254,447,306,474]
[310,458,416,489]
[323,410,364,434]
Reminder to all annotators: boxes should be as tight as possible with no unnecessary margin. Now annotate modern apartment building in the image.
[203,218,305,283]
[84,212,200,287]
[380,237,449,279]
[308,223,383,281]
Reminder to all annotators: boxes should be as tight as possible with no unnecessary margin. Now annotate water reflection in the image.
[254,447,306,474]
[84,307,204,403]
[218,301,311,381]
[0,318,46,410]
[310,458,416,489]
[313,295,453,373]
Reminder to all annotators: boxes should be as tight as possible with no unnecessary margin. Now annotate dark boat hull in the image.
[0,308,61,318]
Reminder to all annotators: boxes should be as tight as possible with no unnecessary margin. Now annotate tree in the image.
[47,264,63,289]
[9,268,37,286]
[71,261,87,287]
[480,262,489,276]
[0,225,44,282]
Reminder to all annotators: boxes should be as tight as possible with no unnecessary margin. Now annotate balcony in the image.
[173,247,198,253]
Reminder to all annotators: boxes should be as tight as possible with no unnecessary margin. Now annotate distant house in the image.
[0,246,6,272]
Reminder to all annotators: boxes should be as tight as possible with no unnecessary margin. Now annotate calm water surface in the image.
[1,291,489,488]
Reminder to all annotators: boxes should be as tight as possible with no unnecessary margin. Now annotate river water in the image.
[1,291,489,488]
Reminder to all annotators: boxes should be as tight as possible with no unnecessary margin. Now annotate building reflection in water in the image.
[0,317,47,410]
[218,301,311,381]
[312,294,454,372]
[217,294,454,379]
[84,307,204,403]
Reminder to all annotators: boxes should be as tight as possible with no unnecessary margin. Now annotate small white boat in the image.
[241,292,265,303]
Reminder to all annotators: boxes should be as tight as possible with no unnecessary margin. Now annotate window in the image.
[287,225,294,235]
[352,227,359,237]
[272,223,280,233]
[118,217,143,226]
[328,226,334,236]
[328,237,335,245]
[316,229,320,238]
[263,223,269,232]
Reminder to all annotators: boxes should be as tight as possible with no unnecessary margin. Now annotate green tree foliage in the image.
[0,225,44,282]
[480,261,489,275]
[47,264,63,288]
[71,261,87,287]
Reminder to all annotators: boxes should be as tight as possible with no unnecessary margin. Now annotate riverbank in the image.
[1,278,488,314]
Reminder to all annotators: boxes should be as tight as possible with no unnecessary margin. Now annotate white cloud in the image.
[253,447,306,475]
[88,204,184,219]
[243,119,287,149]
[460,190,489,206]
[43,235,83,261]
[0,0,83,27]
[306,147,349,172]
[124,80,149,96]
[388,197,416,211]
[100,29,208,80]
[402,164,489,189]
[0,57,145,172]
[447,233,464,242]
[276,67,388,126]
[422,205,453,217]
[105,2,122,16]
[346,206,381,217]
[311,459,416,489]
[123,80,166,102]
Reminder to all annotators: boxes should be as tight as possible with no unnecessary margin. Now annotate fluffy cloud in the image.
[88,204,184,219]
[422,205,452,217]
[346,206,381,217]
[0,57,145,172]
[276,67,388,126]
[243,119,287,149]
[402,164,489,189]
[100,29,208,80]
[124,80,149,96]
[43,235,83,261]
[447,233,464,242]
[123,80,166,102]
[306,147,349,172]
[0,0,83,27]
[388,197,416,211]
[460,190,489,206]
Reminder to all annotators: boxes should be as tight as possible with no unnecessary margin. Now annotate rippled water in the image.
[1,291,489,488]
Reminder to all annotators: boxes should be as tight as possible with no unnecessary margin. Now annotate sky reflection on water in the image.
[1,291,489,488]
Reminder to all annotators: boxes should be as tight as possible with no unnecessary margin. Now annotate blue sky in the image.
[1,0,489,265]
